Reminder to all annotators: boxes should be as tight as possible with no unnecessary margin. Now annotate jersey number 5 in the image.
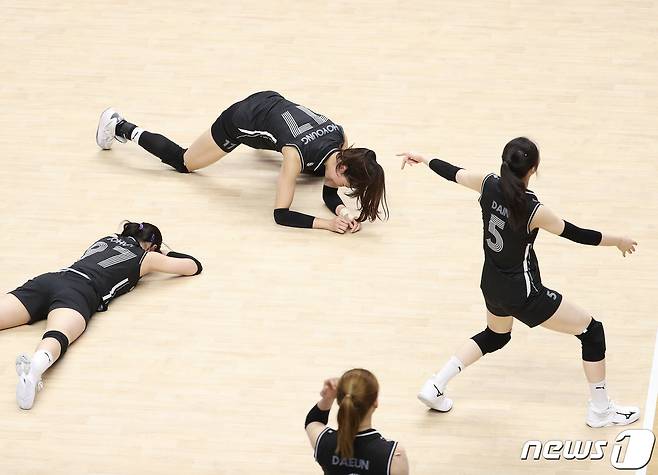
[486,215,505,253]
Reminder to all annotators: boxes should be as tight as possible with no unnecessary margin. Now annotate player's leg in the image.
[540,297,639,427]
[96,101,241,173]
[0,294,31,330]
[16,308,86,410]
[418,311,513,411]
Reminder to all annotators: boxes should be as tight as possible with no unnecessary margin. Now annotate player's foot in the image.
[586,400,640,428]
[96,107,126,150]
[15,354,43,410]
[417,376,453,412]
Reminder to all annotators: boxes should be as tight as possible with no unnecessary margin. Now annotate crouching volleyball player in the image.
[400,138,639,428]
[0,221,202,409]
[305,369,409,475]
[96,91,389,233]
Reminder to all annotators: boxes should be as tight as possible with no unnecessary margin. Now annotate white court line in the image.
[637,329,658,475]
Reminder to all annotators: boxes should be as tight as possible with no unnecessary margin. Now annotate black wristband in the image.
[273,208,315,228]
[560,221,603,246]
[428,158,462,182]
[322,185,345,215]
[167,251,203,275]
[305,404,330,428]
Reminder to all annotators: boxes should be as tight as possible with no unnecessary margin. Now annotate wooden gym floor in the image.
[1,1,657,474]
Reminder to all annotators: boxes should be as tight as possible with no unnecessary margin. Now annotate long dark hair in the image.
[336,368,379,459]
[119,221,163,252]
[500,137,540,230]
[337,148,389,222]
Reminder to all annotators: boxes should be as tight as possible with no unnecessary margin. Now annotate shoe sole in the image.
[586,413,641,428]
[96,107,115,150]
[15,354,34,410]
[417,394,453,412]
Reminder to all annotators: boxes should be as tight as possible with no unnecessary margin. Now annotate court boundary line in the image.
[637,329,658,475]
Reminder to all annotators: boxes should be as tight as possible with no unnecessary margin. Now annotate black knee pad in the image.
[43,330,69,356]
[471,327,511,355]
[576,318,606,362]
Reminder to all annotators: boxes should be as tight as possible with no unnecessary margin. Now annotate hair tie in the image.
[138,223,144,231]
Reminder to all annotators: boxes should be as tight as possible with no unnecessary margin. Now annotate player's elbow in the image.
[273,208,288,225]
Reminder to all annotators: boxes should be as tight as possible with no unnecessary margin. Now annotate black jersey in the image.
[231,91,345,176]
[315,428,398,475]
[66,235,147,311]
[479,174,543,308]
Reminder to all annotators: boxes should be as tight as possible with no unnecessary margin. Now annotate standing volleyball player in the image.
[0,221,202,409]
[400,137,639,428]
[305,369,409,475]
[96,91,388,234]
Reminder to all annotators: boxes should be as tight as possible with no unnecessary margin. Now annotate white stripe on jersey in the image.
[314,148,339,171]
[102,278,130,302]
[387,441,399,475]
[314,427,331,461]
[523,244,532,297]
[527,202,542,234]
[479,173,496,203]
[236,128,277,143]
[61,268,92,280]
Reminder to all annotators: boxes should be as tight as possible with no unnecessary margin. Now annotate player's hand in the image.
[617,237,638,257]
[320,378,339,401]
[327,216,350,234]
[339,207,361,233]
[398,152,429,169]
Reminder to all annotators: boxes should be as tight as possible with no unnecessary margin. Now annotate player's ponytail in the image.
[499,137,540,230]
[338,148,389,222]
[119,221,163,252]
[336,368,379,459]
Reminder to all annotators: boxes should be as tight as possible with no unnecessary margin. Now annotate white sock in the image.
[589,380,609,410]
[130,127,144,143]
[29,350,54,380]
[433,356,464,391]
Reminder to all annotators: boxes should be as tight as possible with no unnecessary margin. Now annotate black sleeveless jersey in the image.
[233,91,345,176]
[315,428,398,475]
[66,235,147,311]
[479,174,543,308]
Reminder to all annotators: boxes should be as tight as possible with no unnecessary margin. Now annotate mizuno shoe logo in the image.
[616,411,635,420]
[433,384,443,398]
[595,386,605,390]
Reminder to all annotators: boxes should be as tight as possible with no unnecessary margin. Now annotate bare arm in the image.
[390,444,410,475]
[398,152,487,193]
[140,251,200,277]
[530,205,638,256]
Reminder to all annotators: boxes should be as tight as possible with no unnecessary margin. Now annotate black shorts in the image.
[484,285,563,328]
[10,271,100,324]
[210,91,284,153]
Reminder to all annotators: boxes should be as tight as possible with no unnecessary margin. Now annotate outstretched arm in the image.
[305,378,338,449]
[140,249,202,277]
[530,204,638,256]
[399,152,487,192]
